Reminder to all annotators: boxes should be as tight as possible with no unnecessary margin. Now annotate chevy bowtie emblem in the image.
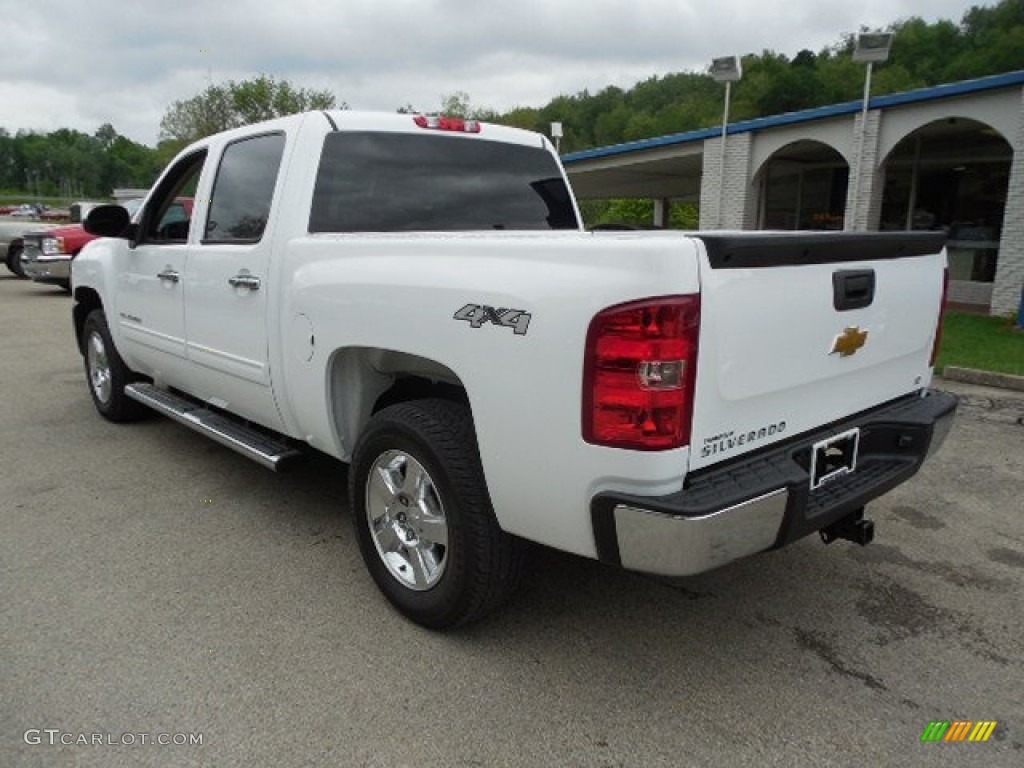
[831,326,869,357]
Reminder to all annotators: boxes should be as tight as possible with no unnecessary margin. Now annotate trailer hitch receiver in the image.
[820,508,875,546]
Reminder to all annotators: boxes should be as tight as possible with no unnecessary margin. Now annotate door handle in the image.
[832,269,875,311]
[228,272,261,291]
[156,267,180,284]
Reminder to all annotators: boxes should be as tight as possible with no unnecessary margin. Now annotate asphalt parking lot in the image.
[2,274,1022,768]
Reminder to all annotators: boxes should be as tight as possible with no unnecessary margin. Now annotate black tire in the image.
[6,242,27,278]
[81,309,148,422]
[349,399,524,629]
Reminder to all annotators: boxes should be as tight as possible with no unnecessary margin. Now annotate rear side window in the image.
[309,132,578,232]
[205,133,285,243]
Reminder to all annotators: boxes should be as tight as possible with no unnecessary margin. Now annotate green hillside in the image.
[485,0,1024,153]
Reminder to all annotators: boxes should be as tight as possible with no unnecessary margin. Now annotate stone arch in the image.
[878,92,1017,162]
[751,139,850,229]
[878,117,1013,309]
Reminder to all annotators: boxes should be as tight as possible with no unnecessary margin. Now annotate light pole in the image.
[710,56,742,229]
[849,31,893,230]
[550,122,563,153]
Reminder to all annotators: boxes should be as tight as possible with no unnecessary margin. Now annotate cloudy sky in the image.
[0,0,993,147]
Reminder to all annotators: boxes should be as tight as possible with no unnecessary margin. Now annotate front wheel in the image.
[350,399,524,629]
[6,242,27,278]
[81,309,148,422]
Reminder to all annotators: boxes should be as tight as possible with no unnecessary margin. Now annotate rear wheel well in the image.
[327,348,470,459]
[373,376,469,414]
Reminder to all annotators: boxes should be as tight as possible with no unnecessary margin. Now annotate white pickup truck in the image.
[72,110,957,628]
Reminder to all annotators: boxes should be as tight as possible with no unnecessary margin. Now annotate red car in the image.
[19,198,193,290]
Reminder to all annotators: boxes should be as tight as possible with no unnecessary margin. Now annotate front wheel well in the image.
[72,287,103,354]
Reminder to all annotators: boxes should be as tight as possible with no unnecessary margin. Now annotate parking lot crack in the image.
[794,627,888,691]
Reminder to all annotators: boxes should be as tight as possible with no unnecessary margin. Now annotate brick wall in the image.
[843,111,882,231]
[949,280,995,306]
[699,133,754,229]
[991,87,1024,317]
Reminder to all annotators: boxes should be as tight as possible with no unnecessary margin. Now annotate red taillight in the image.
[583,296,700,451]
[930,267,949,367]
[413,114,482,134]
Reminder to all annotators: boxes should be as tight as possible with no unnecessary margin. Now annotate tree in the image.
[579,199,699,229]
[94,123,118,151]
[436,91,496,120]
[159,75,340,144]
[439,91,472,117]
[159,85,236,143]
[104,135,163,191]
[0,128,17,192]
[231,75,339,124]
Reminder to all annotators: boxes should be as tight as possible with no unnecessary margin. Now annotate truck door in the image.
[183,132,288,431]
[114,150,206,384]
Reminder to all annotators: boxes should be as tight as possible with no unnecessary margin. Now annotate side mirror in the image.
[83,205,131,238]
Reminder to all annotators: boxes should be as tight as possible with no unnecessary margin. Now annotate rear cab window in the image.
[204,132,286,243]
[309,132,579,233]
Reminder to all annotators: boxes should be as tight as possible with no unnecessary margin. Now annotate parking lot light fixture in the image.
[853,32,894,64]
[710,56,742,229]
[850,31,894,230]
[551,122,563,153]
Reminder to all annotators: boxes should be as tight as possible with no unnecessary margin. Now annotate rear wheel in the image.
[82,309,148,422]
[350,399,524,628]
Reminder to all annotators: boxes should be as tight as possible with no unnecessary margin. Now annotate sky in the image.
[0,0,996,147]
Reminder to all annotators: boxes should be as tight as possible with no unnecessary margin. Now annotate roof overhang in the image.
[566,142,704,201]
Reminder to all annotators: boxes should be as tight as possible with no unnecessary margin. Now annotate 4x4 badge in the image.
[454,304,532,336]
[830,326,869,357]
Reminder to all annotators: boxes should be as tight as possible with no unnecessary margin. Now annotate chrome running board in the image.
[125,383,305,471]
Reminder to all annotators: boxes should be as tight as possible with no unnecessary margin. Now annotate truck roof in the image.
[181,110,551,153]
[322,110,550,148]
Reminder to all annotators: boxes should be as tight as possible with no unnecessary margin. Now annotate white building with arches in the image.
[563,71,1024,316]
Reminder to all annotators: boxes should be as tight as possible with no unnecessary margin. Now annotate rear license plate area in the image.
[809,428,860,490]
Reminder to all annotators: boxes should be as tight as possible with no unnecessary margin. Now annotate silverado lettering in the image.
[701,422,788,457]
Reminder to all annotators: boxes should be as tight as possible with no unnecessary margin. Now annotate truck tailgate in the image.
[688,232,946,472]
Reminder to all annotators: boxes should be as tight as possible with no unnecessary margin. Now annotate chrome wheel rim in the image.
[365,450,449,591]
[86,331,112,405]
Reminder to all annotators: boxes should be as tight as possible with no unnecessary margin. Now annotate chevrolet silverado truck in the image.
[71,110,957,628]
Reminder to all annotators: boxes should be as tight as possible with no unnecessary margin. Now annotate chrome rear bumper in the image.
[592,389,958,577]
[614,489,788,575]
